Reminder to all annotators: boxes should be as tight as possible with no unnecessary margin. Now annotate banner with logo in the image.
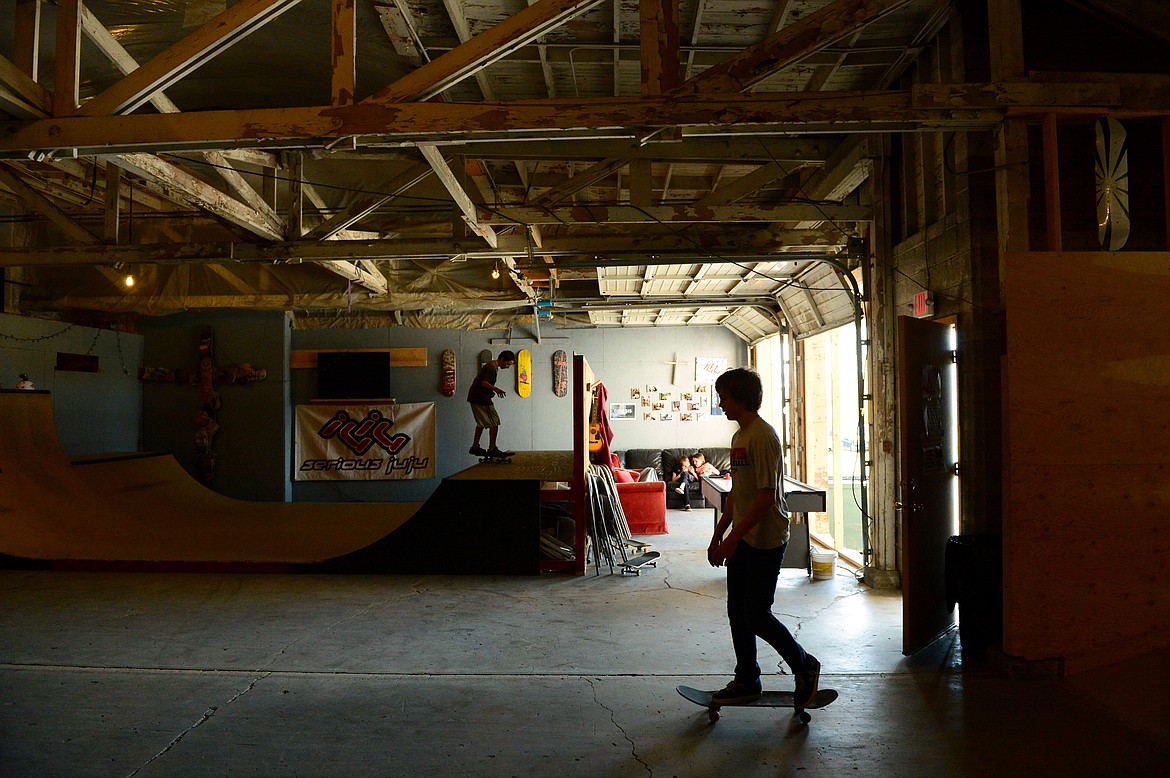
[294,402,435,481]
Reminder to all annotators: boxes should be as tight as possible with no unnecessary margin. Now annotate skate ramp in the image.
[0,391,419,569]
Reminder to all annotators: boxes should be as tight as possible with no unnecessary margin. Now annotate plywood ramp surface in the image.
[0,392,418,564]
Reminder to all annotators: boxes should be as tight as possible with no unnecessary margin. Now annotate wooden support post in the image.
[1042,113,1061,252]
[13,0,42,80]
[53,0,81,116]
[104,163,121,244]
[331,0,356,106]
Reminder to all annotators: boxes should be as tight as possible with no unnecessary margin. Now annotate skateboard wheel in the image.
[798,710,811,724]
[708,709,720,722]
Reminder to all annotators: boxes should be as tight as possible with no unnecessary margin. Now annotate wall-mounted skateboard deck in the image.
[516,349,531,398]
[552,349,568,397]
[440,349,457,397]
[478,349,492,370]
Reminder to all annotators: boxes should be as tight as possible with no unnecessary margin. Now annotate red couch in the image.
[611,459,668,535]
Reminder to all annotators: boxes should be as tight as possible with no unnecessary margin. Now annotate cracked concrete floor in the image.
[2,508,1166,776]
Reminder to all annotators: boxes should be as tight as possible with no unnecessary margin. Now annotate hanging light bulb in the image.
[491,263,500,280]
[123,273,135,288]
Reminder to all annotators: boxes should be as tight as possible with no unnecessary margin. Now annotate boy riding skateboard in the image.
[467,350,516,460]
[707,367,821,709]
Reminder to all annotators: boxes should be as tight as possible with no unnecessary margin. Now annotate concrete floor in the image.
[2,508,1166,777]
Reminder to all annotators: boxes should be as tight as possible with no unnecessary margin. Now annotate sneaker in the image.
[674,486,686,494]
[793,655,821,710]
[469,446,488,456]
[486,447,514,458]
[682,502,692,511]
[711,679,762,705]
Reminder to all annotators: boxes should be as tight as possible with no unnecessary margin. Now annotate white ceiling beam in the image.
[417,145,499,248]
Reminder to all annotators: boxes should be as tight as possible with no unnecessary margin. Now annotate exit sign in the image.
[913,291,933,318]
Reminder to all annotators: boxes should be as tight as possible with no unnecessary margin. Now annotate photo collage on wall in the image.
[608,357,728,423]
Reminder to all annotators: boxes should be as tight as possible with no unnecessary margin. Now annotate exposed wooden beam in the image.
[695,161,795,207]
[441,0,496,100]
[365,0,606,104]
[417,145,498,247]
[301,161,433,241]
[0,54,50,118]
[641,0,681,96]
[1065,0,1170,47]
[103,154,283,241]
[331,0,356,106]
[104,164,121,244]
[75,0,303,116]
[0,164,97,244]
[13,0,42,80]
[54,0,82,116]
[672,0,915,96]
[0,86,1059,155]
[479,202,870,225]
[532,157,629,207]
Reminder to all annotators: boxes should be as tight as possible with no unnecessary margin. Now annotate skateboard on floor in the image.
[552,349,568,397]
[620,550,660,576]
[676,685,838,724]
[516,349,531,398]
[440,348,457,397]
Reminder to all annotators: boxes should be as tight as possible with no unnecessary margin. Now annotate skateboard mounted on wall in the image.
[516,349,531,398]
[440,348,457,397]
[552,349,568,397]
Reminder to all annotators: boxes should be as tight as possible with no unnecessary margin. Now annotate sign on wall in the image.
[695,357,727,384]
[295,402,435,481]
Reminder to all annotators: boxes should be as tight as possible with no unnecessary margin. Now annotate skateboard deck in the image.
[516,348,531,398]
[620,550,660,576]
[1095,117,1130,250]
[478,349,492,370]
[440,348,457,397]
[552,349,568,397]
[677,685,838,724]
[479,454,513,464]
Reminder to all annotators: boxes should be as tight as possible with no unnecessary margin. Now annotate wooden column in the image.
[1042,113,1061,251]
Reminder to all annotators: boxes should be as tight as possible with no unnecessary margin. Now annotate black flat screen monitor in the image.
[316,352,392,400]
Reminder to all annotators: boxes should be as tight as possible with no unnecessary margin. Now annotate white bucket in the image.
[810,548,838,580]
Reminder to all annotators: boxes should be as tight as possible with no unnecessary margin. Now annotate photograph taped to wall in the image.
[695,357,727,384]
[630,387,641,399]
[609,402,636,420]
[644,412,659,421]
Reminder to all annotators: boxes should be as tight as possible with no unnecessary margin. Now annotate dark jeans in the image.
[726,539,809,684]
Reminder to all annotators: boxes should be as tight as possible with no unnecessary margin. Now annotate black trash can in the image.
[945,534,1003,655]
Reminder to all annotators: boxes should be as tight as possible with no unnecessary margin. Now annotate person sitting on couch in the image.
[609,453,659,483]
[691,451,721,478]
[669,455,697,510]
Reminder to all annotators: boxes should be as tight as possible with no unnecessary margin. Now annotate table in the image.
[700,475,827,574]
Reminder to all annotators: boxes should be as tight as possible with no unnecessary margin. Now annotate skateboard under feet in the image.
[677,685,838,724]
[479,454,514,464]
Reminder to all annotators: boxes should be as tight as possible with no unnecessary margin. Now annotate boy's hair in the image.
[715,368,763,412]
[498,350,516,362]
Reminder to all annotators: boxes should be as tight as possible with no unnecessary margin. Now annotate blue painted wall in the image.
[0,312,143,455]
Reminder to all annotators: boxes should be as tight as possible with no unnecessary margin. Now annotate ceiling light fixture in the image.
[491,263,500,280]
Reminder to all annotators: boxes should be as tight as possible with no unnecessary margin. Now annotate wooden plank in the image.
[480,202,871,225]
[673,0,914,96]
[331,0,356,106]
[1042,113,1061,251]
[104,164,121,244]
[417,145,498,247]
[290,348,428,369]
[364,0,606,103]
[54,0,82,116]
[0,164,97,245]
[13,0,41,80]
[640,0,680,96]
[0,54,50,118]
[0,90,1008,155]
[76,0,301,116]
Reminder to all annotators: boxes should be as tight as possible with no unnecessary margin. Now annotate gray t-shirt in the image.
[729,416,790,549]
